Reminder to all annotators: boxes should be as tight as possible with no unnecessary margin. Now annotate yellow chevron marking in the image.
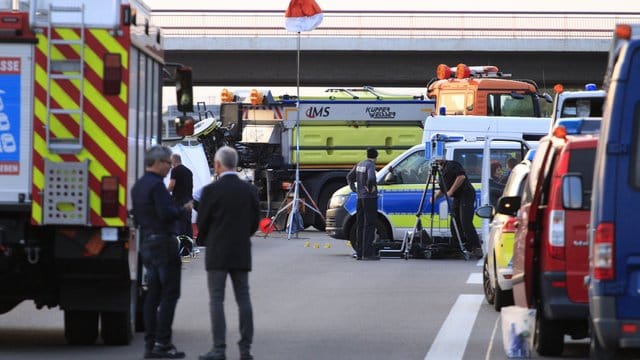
[57,28,129,108]
[37,34,128,139]
[34,99,126,222]
[90,29,128,70]
[35,64,126,171]
[89,191,125,226]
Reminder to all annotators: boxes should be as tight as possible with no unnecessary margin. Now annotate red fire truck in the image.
[0,0,189,345]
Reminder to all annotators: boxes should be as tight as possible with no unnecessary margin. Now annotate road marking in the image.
[466,272,482,284]
[476,259,483,266]
[485,314,501,360]
[424,294,484,360]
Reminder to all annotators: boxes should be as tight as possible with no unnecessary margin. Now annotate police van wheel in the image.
[347,218,392,245]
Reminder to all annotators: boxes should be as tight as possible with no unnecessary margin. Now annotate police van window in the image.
[453,149,523,183]
[561,98,605,118]
[394,150,429,184]
[568,148,596,209]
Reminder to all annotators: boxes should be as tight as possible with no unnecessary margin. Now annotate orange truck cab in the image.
[427,63,551,117]
[497,119,600,356]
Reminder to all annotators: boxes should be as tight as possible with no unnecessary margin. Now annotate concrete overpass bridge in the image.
[152,10,640,90]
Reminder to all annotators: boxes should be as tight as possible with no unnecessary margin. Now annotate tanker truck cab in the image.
[587,24,640,359]
[427,64,552,117]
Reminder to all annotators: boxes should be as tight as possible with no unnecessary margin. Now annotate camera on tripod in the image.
[424,133,464,165]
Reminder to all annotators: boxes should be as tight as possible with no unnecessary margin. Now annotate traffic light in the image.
[176,66,193,113]
[175,115,194,137]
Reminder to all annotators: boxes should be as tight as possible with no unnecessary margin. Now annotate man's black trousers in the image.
[355,197,378,258]
[450,191,481,250]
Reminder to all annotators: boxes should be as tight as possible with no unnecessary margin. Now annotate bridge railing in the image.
[151,10,640,39]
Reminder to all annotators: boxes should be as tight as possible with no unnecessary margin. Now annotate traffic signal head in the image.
[176,66,194,113]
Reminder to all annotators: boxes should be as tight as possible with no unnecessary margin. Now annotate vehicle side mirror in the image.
[541,92,553,103]
[475,205,494,219]
[562,174,583,209]
[496,196,520,217]
[510,91,524,100]
[383,171,398,185]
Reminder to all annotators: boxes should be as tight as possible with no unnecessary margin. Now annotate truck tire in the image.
[534,309,564,356]
[64,310,99,345]
[313,181,346,231]
[101,311,133,345]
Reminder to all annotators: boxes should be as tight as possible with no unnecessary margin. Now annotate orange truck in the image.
[427,63,552,117]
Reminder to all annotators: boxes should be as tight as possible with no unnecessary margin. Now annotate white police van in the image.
[326,138,543,245]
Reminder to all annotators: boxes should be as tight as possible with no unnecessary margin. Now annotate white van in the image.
[422,115,550,144]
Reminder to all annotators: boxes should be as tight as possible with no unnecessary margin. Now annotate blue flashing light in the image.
[585,83,597,91]
[556,119,583,134]
[556,118,601,135]
[439,106,446,115]
[431,133,465,142]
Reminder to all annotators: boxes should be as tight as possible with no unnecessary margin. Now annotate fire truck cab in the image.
[427,63,551,117]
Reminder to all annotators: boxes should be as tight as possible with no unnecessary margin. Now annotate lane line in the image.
[466,272,483,284]
[424,294,484,360]
[485,314,501,360]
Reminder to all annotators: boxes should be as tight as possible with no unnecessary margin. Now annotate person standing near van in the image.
[432,159,483,259]
[347,147,380,260]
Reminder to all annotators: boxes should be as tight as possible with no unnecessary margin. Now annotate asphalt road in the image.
[0,230,589,360]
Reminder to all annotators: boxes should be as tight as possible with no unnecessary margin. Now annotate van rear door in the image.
[563,143,596,303]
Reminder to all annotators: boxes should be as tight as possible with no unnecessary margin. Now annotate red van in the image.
[498,123,598,356]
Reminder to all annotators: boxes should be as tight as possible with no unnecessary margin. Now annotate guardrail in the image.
[151,10,640,39]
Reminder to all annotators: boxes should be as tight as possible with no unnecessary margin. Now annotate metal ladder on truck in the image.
[41,4,90,226]
[45,3,85,154]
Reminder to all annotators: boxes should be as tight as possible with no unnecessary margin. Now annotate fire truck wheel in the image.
[64,310,99,345]
[101,311,133,345]
[314,182,346,231]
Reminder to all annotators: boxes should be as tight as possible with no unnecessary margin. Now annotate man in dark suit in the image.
[196,146,260,360]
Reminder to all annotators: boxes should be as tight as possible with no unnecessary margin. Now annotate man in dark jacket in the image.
[168,153,194,238]
[347,147,380,260]
[197,146,260,360]
[432,159,483,259]
[131,145,191,359]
